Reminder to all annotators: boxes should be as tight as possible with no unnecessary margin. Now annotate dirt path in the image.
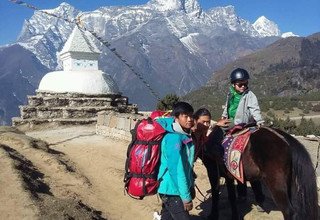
[1,125,318,219]
[0,145,39,219]
[24,126,159,219]
[0,126,104,219]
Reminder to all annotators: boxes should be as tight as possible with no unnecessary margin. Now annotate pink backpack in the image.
[124,112,169,199]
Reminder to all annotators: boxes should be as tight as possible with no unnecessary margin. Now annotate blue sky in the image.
[0,0,319,45]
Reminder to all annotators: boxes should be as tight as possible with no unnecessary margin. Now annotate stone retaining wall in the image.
[95,111,145,141]
[12,91,138,127]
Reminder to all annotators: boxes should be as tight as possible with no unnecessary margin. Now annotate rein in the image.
[194,184,207,202]
[194,125,223,202]
[314,136,320,171]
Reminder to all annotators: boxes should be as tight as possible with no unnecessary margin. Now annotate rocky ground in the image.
[0,125,319,220]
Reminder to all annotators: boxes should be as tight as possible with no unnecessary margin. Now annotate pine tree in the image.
[156,94,180,110]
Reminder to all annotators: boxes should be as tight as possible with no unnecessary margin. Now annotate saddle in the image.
[227,125,250,137]
[227,122,257,135]
[222,124,257,183]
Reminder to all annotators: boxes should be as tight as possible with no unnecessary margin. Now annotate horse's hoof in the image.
[231,213,240,220]
[231,216,240,220]
[206,213,219,220]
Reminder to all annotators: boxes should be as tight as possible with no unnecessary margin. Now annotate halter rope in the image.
[314,136,320,171]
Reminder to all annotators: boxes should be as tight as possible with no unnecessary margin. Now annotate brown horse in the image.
[200,126,318,220]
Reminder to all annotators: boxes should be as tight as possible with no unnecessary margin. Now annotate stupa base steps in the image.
[27,92,124,108]
[12,91,138,128]
[12,117,97,127]
[19,106,119,119]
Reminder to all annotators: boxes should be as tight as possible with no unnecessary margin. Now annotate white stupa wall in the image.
[38,70,120,95]
[63,58,99,71]
[60,53,100,71]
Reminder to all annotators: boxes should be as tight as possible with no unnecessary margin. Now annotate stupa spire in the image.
[59,26,101,71]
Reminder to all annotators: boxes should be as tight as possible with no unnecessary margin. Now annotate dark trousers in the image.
[237,180,265,204]
[159,194,190,220]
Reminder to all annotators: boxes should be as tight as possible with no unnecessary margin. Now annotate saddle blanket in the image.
[222,130,251,183]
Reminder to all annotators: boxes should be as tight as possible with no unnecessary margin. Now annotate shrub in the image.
[312,104,320,112]
[156,93,180,110]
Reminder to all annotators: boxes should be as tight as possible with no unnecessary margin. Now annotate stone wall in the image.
[96,111,145,141]
[12,91,138,128]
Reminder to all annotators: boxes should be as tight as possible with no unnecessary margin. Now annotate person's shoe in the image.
[153,211,161,220]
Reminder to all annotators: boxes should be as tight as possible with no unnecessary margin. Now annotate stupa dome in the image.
[38,70,120,94]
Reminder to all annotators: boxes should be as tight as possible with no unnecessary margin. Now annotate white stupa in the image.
[38,26,120,95]
[12,26,137,127]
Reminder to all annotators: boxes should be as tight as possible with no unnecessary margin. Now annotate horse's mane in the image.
[203,126,225,161]
[206,126,224,147]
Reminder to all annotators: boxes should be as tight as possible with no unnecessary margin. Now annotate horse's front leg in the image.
[225,176,239,220]
[203,158,220,220]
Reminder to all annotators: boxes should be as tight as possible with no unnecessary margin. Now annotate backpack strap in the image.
[158,168,167,182]
[123,119,141,183]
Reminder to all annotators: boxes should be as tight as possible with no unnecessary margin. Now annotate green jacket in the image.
[222,88,264,125]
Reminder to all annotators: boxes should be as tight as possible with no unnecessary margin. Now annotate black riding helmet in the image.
[230,68,250,83]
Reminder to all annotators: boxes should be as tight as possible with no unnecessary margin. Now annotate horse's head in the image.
[204,126,225,162]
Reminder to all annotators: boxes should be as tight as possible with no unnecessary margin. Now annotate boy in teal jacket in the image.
[156,101,195,220]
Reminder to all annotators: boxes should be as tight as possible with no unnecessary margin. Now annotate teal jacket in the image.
[156,117,195,203]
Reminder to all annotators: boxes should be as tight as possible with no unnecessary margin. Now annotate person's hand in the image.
[216,118,231,127]
[191,124,197,133]
[183,201,193,211]
[257,121,264,128]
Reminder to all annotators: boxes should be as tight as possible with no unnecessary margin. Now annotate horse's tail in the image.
[277,129,318,219]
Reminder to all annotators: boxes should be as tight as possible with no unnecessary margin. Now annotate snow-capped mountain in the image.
[253,16,281,37]
[0,0,287,124]
[17,2,80,69]
[205,6,260,37]
[147,0,202,16]
[281,32,299,38]
[16,2,282,70]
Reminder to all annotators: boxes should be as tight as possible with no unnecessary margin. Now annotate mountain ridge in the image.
[0,1,297,124]
[184,33,320,117]
[0,44,49,125]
